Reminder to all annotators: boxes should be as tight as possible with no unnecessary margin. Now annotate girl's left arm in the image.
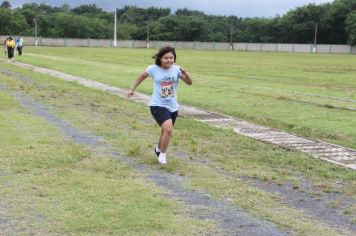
[127,71,149,98]
[179,67,192,85]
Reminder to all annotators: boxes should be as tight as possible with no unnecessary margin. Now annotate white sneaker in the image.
[158,155,167,164]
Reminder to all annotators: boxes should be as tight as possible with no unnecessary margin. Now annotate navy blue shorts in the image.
[150,106,178,126]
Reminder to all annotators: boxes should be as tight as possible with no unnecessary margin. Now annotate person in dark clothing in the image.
[6,36,16,62]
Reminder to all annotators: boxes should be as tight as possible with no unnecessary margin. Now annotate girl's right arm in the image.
[127,71,149,98]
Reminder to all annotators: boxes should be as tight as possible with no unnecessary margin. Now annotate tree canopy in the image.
[1,0,355,45]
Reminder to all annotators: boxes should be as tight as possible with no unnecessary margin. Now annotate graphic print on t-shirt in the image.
[160,77,175,99]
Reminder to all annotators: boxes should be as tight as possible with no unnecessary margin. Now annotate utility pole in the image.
[230,16,234,51]
[146,22,150,48]
[313,23,318,53]
[34,18,38,47]
[113,8,117,47]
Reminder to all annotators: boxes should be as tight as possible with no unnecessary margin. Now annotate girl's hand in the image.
[127,88,135,98]
[180,67,188,76]
[128,71,149,98]
[180,67,192,85]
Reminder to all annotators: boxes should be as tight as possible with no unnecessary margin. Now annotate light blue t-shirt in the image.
[146,64,182,112]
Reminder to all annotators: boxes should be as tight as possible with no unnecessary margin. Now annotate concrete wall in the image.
[328,45,352,54]
[246,43,261,51]
[261,43,278,52]
[277,44,294,52]
[294,44,312,53]
[214,42,231,50]
[1,35,355,54]
[317,44,331,53]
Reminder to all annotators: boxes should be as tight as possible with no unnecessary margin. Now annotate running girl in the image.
[127,46,192,164]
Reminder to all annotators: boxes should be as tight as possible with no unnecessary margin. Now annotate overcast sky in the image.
[10,0,333,17]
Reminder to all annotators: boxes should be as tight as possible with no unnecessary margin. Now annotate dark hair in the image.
[153,46,176,66]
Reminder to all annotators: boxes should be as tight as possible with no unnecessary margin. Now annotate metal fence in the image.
[1,36,355,54]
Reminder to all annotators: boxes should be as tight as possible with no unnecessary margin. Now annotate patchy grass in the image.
[0,79,214,235]
[0,64,354,235]
[15,47,356,149]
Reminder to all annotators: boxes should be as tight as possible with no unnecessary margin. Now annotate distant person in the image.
[6,36,16,62]
[16,35,23,55]
[127,46,192,164]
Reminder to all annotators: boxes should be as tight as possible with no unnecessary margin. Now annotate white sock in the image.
[155,147,161,153]
[158,152,167,164]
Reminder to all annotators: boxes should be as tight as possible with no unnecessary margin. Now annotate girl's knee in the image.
[163,126,173,135]
[162,121,173,135]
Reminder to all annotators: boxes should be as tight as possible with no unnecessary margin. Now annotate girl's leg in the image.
[159,119,173,153]
[158,128,164,150]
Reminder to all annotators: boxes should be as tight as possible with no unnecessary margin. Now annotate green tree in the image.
[18,3,38,28]
[322,0,356,44]
[207,16,229,42]
[241,17,277,43]
[116,23,139,39]
[49,12,110,38]
[0,7,12,34]
[0,0,10,9]
[346,10,356,45]
[145,7,170,21]
[152,15,211,41]
[0,6,27,35]
[72,4,103,16]
[117,6,146,25]
[279,4,328,43]
[175,8,205,16]
[1,1,355,44]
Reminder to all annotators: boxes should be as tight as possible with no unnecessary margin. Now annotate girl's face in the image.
[160,52,175,69]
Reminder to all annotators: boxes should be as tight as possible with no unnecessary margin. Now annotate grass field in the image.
[0,47,356,235]
[0,73,215,234]
[14,47,356,149]
[0,51,355,235]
